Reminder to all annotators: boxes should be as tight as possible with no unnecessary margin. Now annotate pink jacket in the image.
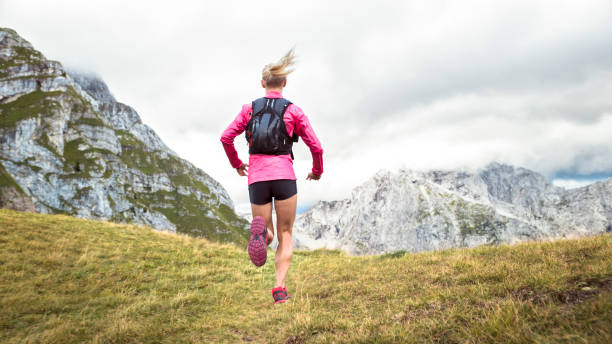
[220,91,324,185]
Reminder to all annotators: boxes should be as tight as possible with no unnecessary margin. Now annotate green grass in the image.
[60,138,110,178]
[0,162,23,192]
[0,209,610,343]
[0,90,63,127]
[116,130,166,175]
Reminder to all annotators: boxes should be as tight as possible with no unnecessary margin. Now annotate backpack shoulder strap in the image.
[277,99,299,142]
[251,97,267,117]
[273,98,292,116]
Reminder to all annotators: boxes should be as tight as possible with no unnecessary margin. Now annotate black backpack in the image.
[245,97,299,158]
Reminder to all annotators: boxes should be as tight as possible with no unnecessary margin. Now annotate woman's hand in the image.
[237,163,248,176]
[306,172,321,180]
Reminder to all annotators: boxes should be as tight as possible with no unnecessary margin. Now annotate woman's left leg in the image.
[251,202,274,244]
[273,194,297,288]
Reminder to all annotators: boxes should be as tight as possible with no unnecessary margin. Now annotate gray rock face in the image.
[0,186,35,212]
[293,162,611,254]
[0,27,248,243]
[68,70,116,103]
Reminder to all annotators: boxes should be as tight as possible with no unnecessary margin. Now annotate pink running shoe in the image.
[248,216,268,266]
[272,286,289,304]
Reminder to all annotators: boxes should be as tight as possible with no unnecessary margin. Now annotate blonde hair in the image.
[262,48,296,88]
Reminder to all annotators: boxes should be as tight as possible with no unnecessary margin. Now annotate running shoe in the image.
[272,286,289,304]
[248,216,268,266]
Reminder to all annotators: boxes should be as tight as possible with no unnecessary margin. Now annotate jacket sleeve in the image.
[290,105,324,175]
[220,104,250,169]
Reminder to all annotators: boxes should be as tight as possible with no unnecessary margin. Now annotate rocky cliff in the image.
[0,28,248,243]
[293,162,612,254]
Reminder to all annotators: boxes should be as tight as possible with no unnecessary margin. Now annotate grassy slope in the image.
[0,209,610,344]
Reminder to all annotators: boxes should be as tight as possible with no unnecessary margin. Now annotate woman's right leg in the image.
[251,202,274,244]
[273,194,297,288]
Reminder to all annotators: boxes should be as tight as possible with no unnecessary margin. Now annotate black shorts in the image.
[248,179,297,205]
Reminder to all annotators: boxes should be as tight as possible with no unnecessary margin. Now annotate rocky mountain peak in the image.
[0,27,248,243]
[293,163,611,254]
[68,71,116,104]
[1,28,39,59]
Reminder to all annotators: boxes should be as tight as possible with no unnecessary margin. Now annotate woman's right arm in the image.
[220,104,251,169]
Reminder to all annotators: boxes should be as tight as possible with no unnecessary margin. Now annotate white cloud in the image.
[552,179,602,190]
[2,0,612,211]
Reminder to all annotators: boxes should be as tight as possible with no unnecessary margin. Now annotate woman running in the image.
[220,49,324,304]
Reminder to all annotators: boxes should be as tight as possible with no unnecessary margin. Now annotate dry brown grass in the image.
[0,209,610,343]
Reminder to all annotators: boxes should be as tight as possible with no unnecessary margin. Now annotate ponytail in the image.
[262,48,296,88]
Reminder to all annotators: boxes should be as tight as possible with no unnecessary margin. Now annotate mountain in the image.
[293,162,612,254]
[0,27,248,243]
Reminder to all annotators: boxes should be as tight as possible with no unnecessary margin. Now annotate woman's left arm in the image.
[291,105,324,176]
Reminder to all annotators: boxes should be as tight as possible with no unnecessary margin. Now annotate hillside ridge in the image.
[1,209,611,343]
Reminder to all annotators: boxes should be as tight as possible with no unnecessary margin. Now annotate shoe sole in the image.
[248,216,267,266]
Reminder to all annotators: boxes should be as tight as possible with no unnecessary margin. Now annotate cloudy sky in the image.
[2,0,612,213]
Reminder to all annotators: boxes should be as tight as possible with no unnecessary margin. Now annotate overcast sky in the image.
[2,0,612,213]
